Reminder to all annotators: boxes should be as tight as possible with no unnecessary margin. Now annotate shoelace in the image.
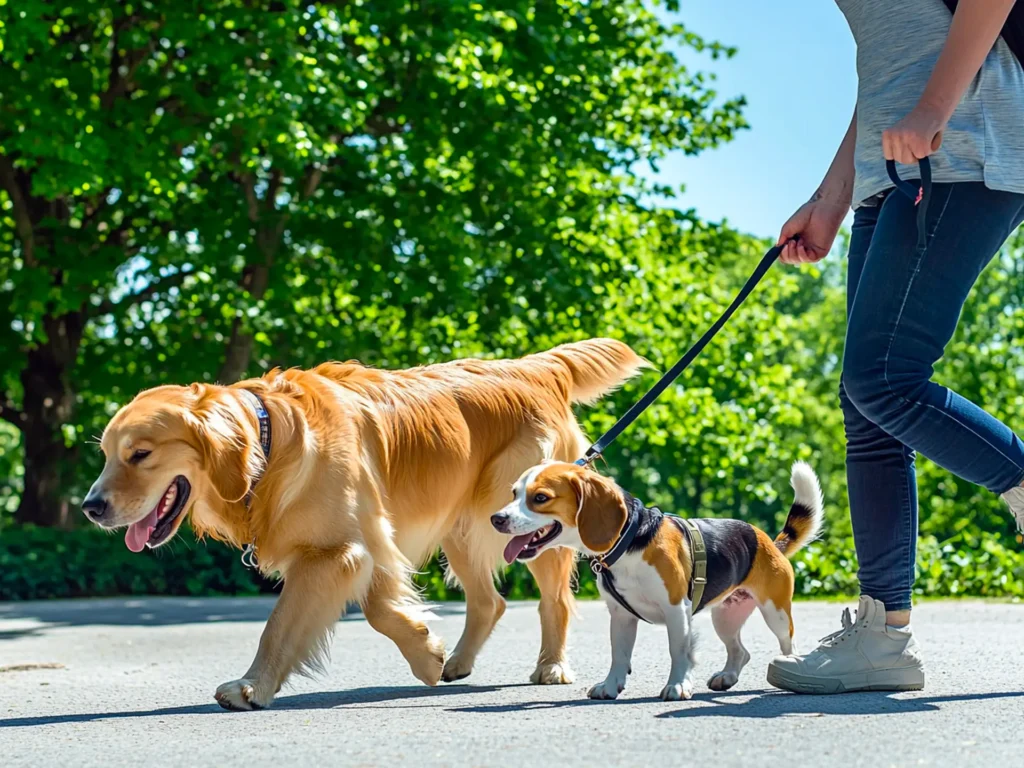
[817,607,857,647]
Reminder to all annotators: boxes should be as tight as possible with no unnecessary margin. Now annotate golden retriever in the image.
[82,339,646,709]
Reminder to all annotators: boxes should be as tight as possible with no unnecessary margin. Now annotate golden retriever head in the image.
[83,383,260,551]
[491,460,628,563]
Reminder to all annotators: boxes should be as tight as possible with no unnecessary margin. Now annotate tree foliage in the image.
[0,0,743,524]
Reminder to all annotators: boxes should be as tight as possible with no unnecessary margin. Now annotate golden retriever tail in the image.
[774,461,825,557]
[538,338,649,405]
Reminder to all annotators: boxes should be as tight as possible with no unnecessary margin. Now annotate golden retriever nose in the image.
[82,492,109,522]
[490,513,510,533]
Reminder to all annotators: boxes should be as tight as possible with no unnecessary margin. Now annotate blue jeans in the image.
[842,181,1024,612]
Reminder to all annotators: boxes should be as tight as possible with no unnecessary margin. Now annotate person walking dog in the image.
[768,0,1024,694]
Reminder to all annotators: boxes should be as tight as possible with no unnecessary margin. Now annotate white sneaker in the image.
[767,596,925,694]
[1001,486,1024,532]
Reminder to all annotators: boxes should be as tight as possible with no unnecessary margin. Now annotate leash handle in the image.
[578,243,783,465]
[886,156,932,250]
[886,156,931,204]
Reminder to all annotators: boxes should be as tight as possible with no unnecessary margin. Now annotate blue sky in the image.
[648,0,858,238]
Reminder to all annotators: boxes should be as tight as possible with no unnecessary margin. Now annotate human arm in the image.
[777,109,856,264]
[883,0,1017,163]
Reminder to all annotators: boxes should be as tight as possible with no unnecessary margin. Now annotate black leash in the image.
[886,156,932,250]
[576,243,783,466]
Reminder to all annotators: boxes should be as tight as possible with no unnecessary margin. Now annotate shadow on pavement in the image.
[0,598,465,634]
[449,688,753,713]
[450,688,1024,717]
[0,683,508,728]
[656,689,1024,718]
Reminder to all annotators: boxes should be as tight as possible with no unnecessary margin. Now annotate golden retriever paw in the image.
[408,632,446,686]
[530,661,575,685]
[441,652,475,683]
[214,679,272,711]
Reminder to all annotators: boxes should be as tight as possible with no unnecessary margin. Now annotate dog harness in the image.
[240,389,272,569]
[589,494,707,624]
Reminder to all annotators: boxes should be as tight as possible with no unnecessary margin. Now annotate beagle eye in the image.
[129,449,152,465]
[533,493,550,505]
[511,487,518,499]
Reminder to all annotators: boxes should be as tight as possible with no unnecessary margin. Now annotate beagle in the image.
[491,460,824,701]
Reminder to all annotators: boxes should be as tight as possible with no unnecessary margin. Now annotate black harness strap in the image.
[592,508,708,622]
[590,504,649,623]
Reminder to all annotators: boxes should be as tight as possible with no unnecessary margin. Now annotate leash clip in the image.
[590,558,606,576]
[241,540,259,570]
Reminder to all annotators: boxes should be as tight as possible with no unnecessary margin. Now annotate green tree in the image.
[0,0,744,525]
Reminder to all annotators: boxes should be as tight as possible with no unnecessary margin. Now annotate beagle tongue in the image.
[125,508,159,553]
[503,533,536,564]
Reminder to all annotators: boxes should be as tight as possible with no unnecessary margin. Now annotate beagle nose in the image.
[490,513,510,533]
[82,492,109,522]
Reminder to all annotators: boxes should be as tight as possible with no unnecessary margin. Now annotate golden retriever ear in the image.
[570,471,628,554]
[188,397,253,504]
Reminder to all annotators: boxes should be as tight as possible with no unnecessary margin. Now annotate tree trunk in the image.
[217,262,271,383]
[14,312,84,528]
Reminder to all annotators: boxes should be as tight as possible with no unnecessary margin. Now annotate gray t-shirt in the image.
[836,0,1024,206]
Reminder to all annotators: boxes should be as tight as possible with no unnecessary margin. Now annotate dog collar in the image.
[590,501,650,623]
[241,389,272,509]
[593,502,640,571]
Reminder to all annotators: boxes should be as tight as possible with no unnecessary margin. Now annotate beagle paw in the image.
[659,680,694,702]
[707,670,740,691]
[588,678,625,700]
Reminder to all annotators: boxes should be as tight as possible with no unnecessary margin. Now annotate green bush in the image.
[3,523,1022,602]
[0,525,273,601]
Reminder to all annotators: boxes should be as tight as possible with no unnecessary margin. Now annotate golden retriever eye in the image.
[533,493,549,504]
[129,449,152,464]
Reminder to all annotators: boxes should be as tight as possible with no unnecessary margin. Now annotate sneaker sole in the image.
[766,663,925,695]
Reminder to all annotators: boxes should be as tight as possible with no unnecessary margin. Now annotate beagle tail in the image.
[774,461,825,557]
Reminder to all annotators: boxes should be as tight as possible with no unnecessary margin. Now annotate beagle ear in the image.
[570,471,628,554]
[187,396,253,504]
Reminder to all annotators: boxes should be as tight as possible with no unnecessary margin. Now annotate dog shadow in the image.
[0,683,517,729]
[656,689,1024,719]
[449,687,1024,717]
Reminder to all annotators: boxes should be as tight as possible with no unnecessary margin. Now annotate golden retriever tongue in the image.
[503,533,535,564]
[125,508,159,553]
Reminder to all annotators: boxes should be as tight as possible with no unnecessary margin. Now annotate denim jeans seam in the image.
[901,445,916,602]
[916,401,1024,480]
[879,187,951,410]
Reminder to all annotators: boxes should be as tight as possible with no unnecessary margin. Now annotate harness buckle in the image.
[693,575,707,585]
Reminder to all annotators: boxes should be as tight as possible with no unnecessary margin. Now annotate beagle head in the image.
[492,461,629,563]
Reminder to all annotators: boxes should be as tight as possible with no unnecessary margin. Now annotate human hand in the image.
[776,193,848,265]
[882,104,946,165]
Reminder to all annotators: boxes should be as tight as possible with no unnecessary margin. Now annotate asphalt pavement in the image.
[2,597,1022,767]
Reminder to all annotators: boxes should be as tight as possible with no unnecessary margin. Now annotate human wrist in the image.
[812,178,852,208]
[915,94,955,126]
